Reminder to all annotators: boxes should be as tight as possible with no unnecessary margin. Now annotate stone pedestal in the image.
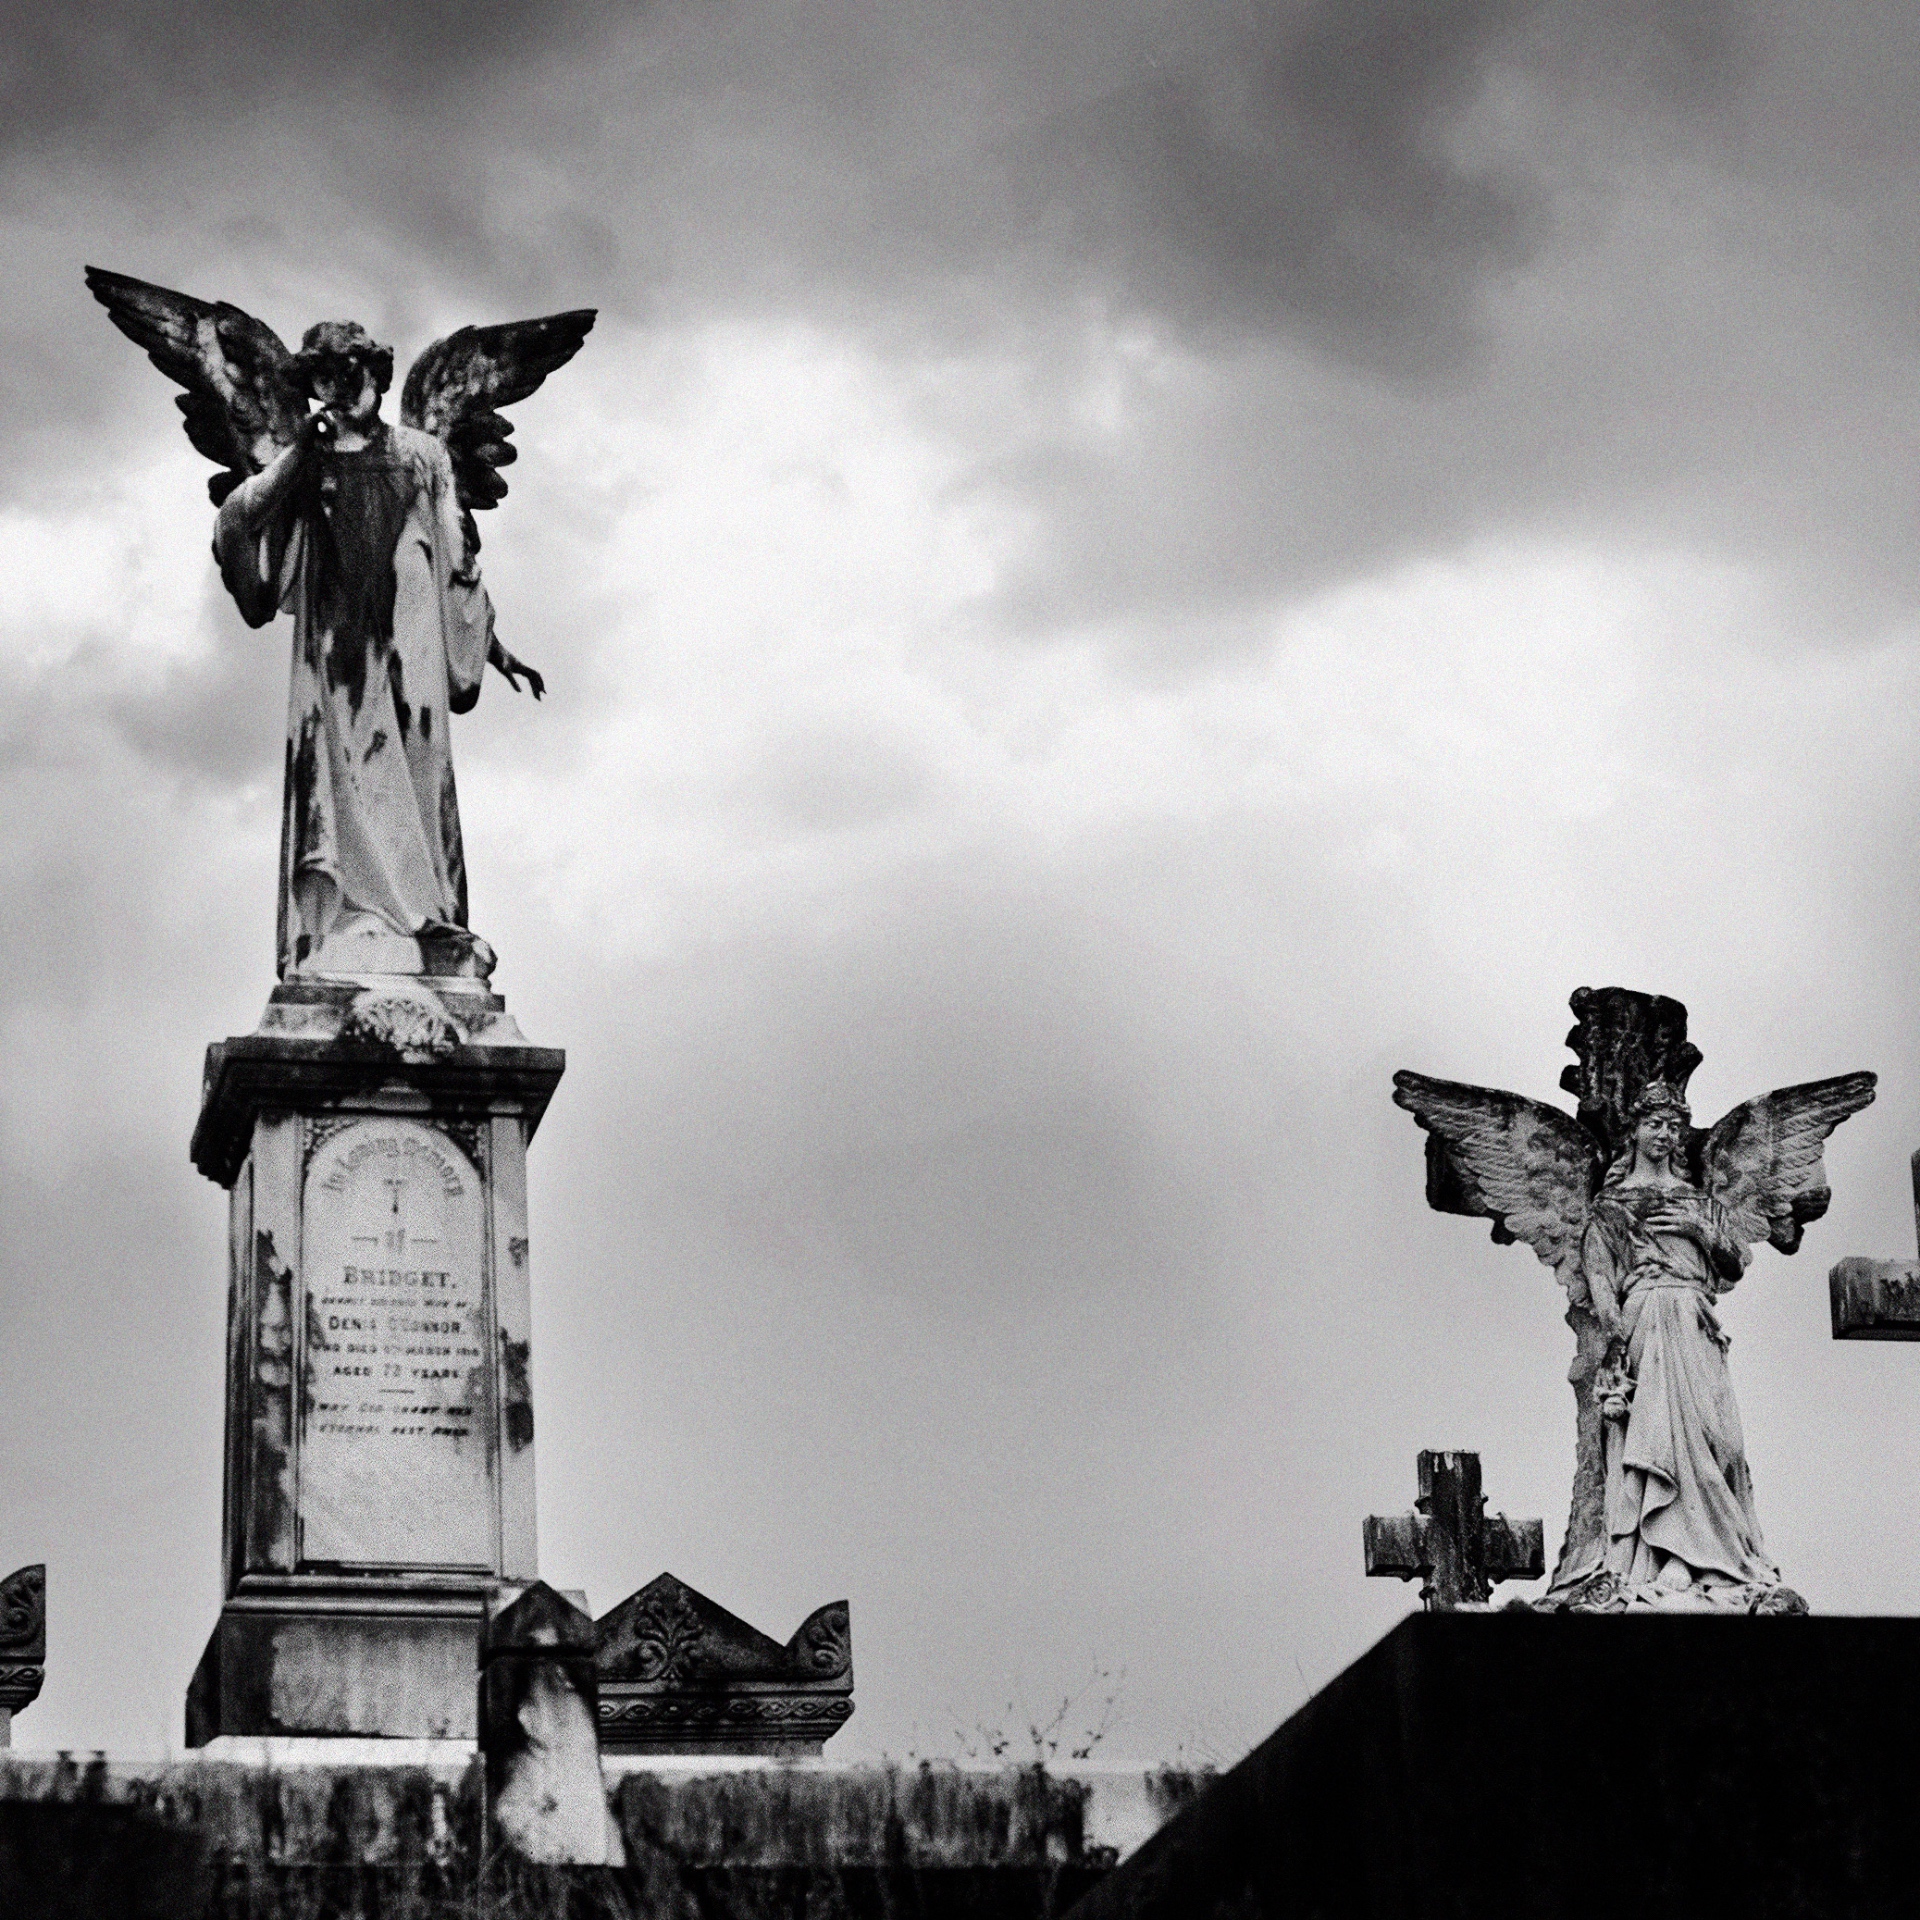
[185,979,563,1744]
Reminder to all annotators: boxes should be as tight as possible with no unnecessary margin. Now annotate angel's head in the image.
[1623,1080,1691,1177]
[292,320,394,422]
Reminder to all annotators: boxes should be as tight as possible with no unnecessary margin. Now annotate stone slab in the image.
[298,1116,495,1567]
[192,1028,564,1189]
[1067,1612,1920,1920]
[1830,1255,1920,1338]
[193,1005,551,1738]
[0,1565,45,1744]
[187,1603,484,1743]
[481,1583,621,1864]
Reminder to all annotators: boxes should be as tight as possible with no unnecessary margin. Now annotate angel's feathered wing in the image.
[399,310,596,557]
[1704,1071,1876,1261]
[85,267,306,505]
[1392,1071,1604,1301]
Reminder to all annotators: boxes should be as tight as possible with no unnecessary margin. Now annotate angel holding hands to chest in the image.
[1396,989,1875,1611]
[1583,1082,1776,1596]
[87,268,594,984]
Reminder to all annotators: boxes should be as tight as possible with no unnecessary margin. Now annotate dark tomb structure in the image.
[1066,1611,1920,1920]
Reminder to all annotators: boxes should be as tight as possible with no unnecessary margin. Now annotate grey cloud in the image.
[20,0,1920,722]
[0,0,599,156]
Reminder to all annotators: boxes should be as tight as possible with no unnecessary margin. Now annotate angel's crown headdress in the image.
[1627,1080,1691,1126]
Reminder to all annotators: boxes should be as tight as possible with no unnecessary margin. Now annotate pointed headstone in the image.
[481,1582,623,1867]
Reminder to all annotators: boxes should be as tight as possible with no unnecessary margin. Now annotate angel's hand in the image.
[296,409,336,456]
[491,643,545,700]
[1643,1199,1700,1239]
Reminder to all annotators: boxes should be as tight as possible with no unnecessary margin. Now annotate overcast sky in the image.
[6,0,1920,1763]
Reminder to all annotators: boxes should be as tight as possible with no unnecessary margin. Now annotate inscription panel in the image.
[298,1119,495,1568]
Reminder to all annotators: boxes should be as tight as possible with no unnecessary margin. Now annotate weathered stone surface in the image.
[1069,1613,1920,1920]
[87,268,593,985]
[481,1583,622,1866]
[298,1116,492,1566]
[189,986,555,1742]
[1362,1453,1541,1608]
[187,1602,485,1743]
[0,1566,44,1746]
[1831,1257,1920,1338]
[191,980,562,1189]
[596,1572,854,1755]
[1829,1150,1920,1339]
[0,1752,1199,1916]
[1394,988,1872,1610]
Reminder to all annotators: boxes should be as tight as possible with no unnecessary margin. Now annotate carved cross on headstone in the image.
[1830,1151,1920,1340]
[1364,1452,1543,1610]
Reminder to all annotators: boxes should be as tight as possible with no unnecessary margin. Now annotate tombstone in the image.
[185,981,565,1742]
[1828,1149,1920,1339]
[0,1566,44,1747]
[1363,1452,1541,1609]
[481,1583,623,1866]
[595,1572,854,1755]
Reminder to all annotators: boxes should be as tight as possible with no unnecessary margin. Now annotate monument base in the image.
[187,976,564,1747]
[186,1585,491,1744]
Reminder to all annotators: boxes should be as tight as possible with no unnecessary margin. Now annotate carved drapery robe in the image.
[215,422,496,979]
[1585,1183,1779,1591]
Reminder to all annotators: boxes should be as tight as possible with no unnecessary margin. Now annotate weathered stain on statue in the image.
[500,1333,534,1451]
[250,1228,296,1570]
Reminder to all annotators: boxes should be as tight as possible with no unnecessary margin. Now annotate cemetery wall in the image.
[0,1749,1206,1919]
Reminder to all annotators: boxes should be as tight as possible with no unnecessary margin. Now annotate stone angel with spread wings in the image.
[86,267,595,983]
[1394,988,1874,1611]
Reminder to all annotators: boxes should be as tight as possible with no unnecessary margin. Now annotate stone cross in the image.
[1364,1452,1544,1609]
[1830,1151,1920,1341]
[0,1564,45,1746]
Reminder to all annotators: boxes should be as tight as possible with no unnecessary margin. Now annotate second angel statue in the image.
[1396,987,1874,1612]
[87,267,595,983]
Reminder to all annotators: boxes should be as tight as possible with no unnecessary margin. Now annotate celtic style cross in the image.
[1364,1452,1543,1609]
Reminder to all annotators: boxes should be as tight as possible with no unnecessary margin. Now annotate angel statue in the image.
[86,266,596,982]
[1394,987,1874,1612]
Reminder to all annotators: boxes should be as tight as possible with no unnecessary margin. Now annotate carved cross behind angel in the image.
[86,267,596,983]
[1394,987,1874,1612]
